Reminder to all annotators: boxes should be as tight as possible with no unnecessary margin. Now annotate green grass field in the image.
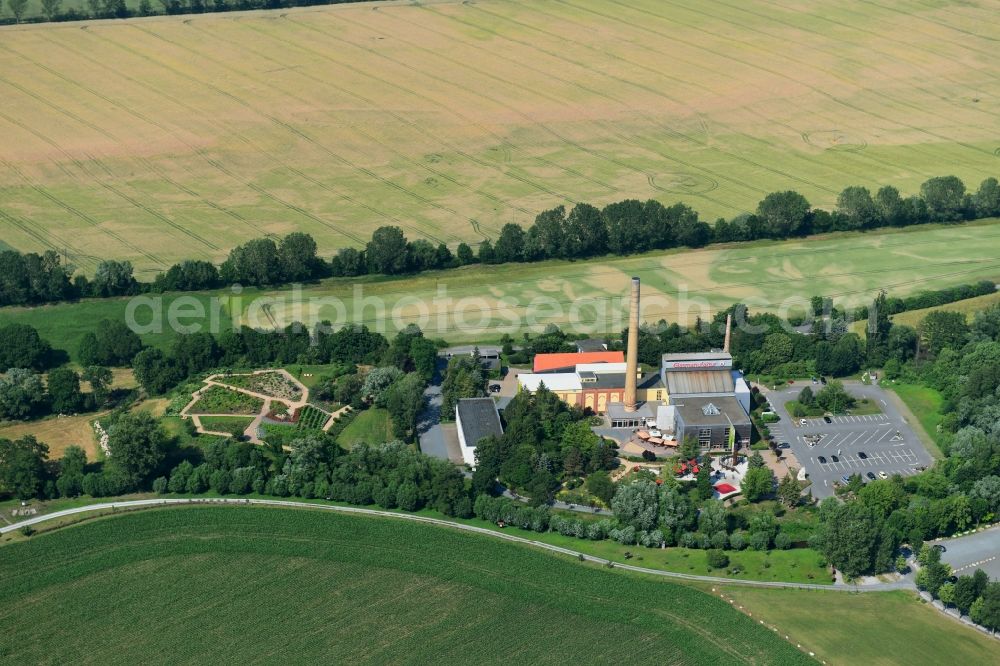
[336,407,392,449]
[0,506,811,664]
[719,586,1000,666]
[1,0,1000,277]
[888,382,947,458]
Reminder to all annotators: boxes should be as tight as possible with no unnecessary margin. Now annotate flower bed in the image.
[214,372,304,402]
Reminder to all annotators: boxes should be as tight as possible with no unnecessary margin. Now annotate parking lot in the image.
[765,381,934,498]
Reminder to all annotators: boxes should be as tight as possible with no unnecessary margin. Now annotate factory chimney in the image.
[723,313,732,354]
[623,277,640,412]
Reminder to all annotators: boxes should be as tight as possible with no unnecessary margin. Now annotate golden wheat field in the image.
[2,0,1000,277]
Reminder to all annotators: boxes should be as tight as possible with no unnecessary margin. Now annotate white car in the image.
[799,419,808,426]
[878,471,888,480]
[649,429,663,438]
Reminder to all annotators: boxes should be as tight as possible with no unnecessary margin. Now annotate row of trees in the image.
[5,175,998,308]
[0,0,371,25]
[0,410,166,500]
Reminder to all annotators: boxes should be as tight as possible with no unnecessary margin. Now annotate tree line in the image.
[4,175,998,309]
[0,0,370,25]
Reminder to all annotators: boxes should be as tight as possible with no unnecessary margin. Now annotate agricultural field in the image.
[718,586,1000,666]
[0,506,811,664]
[2,1,1000,276]
[0,412,100,459]
[188,385,263,415]
[336,408,392,449]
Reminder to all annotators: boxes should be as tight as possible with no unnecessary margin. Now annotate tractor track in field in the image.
[354,6,728,206]
[586,0,1000,165]
[131,21,461,246]
[189,16,540,225]
[76,25,379,247]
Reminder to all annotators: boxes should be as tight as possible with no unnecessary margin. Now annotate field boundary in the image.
[0,496,910,592]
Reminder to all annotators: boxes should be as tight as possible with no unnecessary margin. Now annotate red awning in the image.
[715,483,738,494]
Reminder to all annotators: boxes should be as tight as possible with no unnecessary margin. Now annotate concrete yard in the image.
[765,381,934,499]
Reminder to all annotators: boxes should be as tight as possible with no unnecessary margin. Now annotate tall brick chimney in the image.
[723,313,732,354]
[624,277,640,412]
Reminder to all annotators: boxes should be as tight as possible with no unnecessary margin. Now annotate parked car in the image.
[858,451,867,459]
[866,472,877,481]
[823,415,833,423]
[489,384,501,393]
[831,455,840,462]
[841,474,852,484]
[878,471,888,480]
[818,456,827,464]
[932,544,947,553]
[778,442,791,449]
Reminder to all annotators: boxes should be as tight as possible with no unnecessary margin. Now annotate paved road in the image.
[765,381,933,498]
[417,357,449,460]
[935,525,1000,580]
[0,497,910,592]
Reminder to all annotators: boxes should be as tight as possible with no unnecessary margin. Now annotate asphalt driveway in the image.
[764,381,933,498]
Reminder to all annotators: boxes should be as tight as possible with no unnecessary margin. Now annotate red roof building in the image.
[532,351,624,373]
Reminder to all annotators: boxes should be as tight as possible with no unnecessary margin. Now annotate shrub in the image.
[774,532,792,550]
[707,549,730,569]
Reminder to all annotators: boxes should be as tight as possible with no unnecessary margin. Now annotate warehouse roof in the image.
[517,373,582,392]
[664,369,734,395]
[456,398,504,448]
[533,351,624,373]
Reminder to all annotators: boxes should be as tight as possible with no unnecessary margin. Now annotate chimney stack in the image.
[623,277,640,412]
[723,313,732,354]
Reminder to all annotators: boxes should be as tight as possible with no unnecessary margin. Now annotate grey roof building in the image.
[673,396,752,450]
[456,398,504,467]
[574,338,609,353]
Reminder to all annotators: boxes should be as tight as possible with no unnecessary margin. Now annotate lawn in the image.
[504,527,832,585]
[335,408,393,449]
[718,586,1000,666]
[2,1,1000,278]
[187,385,263,415]
[0,506,810,665]
[887,382,947,459]
[197,415,255,435]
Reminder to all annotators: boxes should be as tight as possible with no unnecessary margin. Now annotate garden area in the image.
[188,386,264,416]
[296,405,330,430]
[198,415,256,436]
[214,372,304,402]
